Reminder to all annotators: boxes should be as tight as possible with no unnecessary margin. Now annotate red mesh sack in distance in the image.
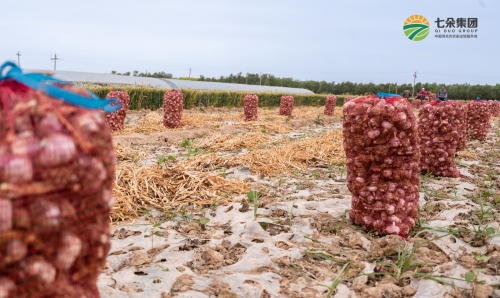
[344,96,353,104]
[324,95,337,116]
[467,100,491,140]
[343,95,420,236]
[163,89,183,129]
[418,100,461,177]
[0,63,117,298]
[279,95,294,117]
[104,91,129,131]
[243,94,258,121]
[490,101,500,117]
[412,99,421,110]
[455,102,468,152]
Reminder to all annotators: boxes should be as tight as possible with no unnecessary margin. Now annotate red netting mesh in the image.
[467,100,491,140]
[455,102,468,152]
[411,99,422,110]
[279,95,294,117]
[344,96,353,104]
[428,93,436,101]
[163,90,183,129]
[0,80,114,297]
[104,91,129,131]
[243,94,258,121]
[489,101,500,117]
[324,95,337,116]
[343,95,419,236]
[418,101,461,177]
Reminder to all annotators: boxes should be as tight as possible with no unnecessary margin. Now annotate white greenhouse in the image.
[24,69,315,94]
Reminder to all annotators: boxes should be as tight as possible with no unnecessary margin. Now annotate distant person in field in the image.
[416,88,427,99]
[402,88,411,100]
[438,86,448,101]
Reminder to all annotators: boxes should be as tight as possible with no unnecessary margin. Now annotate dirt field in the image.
[98,106,500,298]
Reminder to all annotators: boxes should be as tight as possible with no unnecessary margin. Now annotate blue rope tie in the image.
[0,62,120,112]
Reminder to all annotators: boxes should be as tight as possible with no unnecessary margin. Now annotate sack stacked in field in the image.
[418,101,461,177]
[490,101,500,117]
[0,76,115,297]
[104,91,129,131]
[243,94,258,121]
[343,95,419,236]
[279,95,294,117]
[429,93,436,101]
[467,100,491,140]
[455,102,468,152]
[411,99,421,109]
[163,90,183,128]
[324,95,337,116]
[344,96,353,104]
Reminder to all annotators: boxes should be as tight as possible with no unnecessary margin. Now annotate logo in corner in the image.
[404,15,430,41]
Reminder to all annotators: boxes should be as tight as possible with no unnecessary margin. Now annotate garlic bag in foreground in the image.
[0,62,117,298]
[105,91,130,131]
[343,95,420,236]
[324,95,337,116]
[243,94,259,121]
[163,89,183,129]
[418,101,461,177]
[279,95,294,117]
[467,100,491,140]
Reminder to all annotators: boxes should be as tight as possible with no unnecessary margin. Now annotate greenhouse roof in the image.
[23,69,314,94]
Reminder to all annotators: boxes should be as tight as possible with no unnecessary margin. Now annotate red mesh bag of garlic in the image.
[104,91,129,131]
[279,95,294,117]
[455,102,468,152]
[467,100,491,140]
[418,100,461,177]
[324,95,337,116]
[343,95,420,236]
[243,94,258,121]
[0,67,115,297]
[163,89,183,129]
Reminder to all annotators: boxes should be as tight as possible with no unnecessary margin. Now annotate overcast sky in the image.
[1,0,497,85]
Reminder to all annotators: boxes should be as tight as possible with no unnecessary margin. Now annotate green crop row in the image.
[87,86,352,110]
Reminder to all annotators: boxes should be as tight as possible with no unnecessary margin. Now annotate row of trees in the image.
[109,71,499,100]
[199,72,500,100]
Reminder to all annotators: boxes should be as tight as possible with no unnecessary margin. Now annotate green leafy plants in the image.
[144,222,162,249]
[465,270,487,297]
[219,168,227,178]
[313,113,324,125]
[247,190,263,221]
[157,155,175,165]
[287,200,297,228]
[323,210,349,235]
[339,167,346,180]
[285,117,291,122]
[470,197,498,240]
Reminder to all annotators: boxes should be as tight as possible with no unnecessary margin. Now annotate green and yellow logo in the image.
[404,15,430,41]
